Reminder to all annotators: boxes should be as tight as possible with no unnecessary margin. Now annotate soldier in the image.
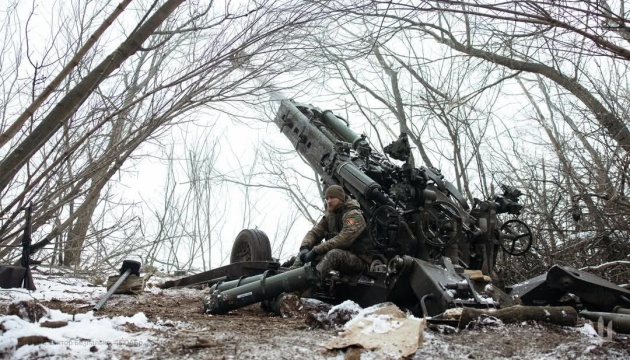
[292,185,372,278]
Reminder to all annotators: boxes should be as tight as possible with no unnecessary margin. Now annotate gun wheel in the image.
[500,219,532,256]
[369,205,401,248]
[230,229,272,263]
[421,200,462,248]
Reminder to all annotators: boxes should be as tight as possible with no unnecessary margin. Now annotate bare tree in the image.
[293,0,630,281]
[0,0,134,149]
[0,0,326,268]
[0,0,186,193]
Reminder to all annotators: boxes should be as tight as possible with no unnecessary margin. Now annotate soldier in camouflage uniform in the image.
[293,185,372,278]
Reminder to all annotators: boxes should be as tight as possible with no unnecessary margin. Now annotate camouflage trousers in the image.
[290,248,366,276]
[290,249,366,277]
[315,249,365,277]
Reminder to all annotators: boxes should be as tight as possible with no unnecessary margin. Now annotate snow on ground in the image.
[0,310,159,359]
[0,276,102,303]
[342,303,409,335]
[0,272,629,359]
[327,299,362,316]
[0,272,165,359]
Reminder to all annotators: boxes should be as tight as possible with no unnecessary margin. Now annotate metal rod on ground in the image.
[93,260,141,312]
[581,310,630,334]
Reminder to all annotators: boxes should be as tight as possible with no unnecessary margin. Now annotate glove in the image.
[298,247,311,263]
[304,248,318,263]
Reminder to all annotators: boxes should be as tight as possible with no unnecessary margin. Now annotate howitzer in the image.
[195,96,539,317]
[171,56,627,318]
[201,99,515,316]
[162,94,630,320]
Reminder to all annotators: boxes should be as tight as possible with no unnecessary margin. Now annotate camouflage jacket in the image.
[300,198,372,257]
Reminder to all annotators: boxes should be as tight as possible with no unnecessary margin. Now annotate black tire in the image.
[230,229,273,264]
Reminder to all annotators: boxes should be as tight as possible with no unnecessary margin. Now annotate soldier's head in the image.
[325,185,345,212]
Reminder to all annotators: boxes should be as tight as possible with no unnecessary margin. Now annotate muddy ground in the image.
[26,280,630,360]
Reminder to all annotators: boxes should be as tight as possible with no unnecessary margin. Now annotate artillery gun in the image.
[162,98,630,321]
[201,99,533,316]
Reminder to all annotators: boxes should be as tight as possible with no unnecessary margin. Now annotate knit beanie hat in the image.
[325,185,345,201]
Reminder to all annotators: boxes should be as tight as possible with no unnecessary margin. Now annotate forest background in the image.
[0,0,628,286]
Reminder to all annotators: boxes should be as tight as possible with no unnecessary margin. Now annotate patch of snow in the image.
[0,275,103,304]
[0,273,168,359]
[476,315,503,327]
[357,314,403,334]
[327,300,362,316]
[580,323,599,338]
[301,298,330,307]
[0,309,161,359]
[584,345,599,353]
[342,302,421,333]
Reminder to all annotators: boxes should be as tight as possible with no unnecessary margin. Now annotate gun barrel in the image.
[274,100,336,171]
[274,100,390,205]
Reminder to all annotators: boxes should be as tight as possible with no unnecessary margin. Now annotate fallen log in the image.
[458,305,578,329]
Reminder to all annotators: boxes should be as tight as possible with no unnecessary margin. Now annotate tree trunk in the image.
[0,0,185,193]
[63,194,100,266]
[63,51,143,266]
[0,0,133,149]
